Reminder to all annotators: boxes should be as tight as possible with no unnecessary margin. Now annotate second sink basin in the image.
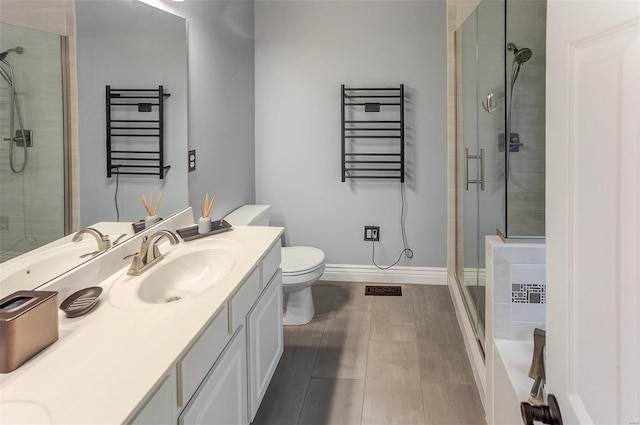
[109,237,244,310]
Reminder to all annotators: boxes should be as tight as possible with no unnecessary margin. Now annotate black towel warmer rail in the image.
[106,86,171,179]
[341,84,405,182]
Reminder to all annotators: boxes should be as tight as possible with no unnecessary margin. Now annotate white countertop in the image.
[0,224,283,424]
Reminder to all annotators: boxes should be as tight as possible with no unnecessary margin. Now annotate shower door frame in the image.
[62,35,72,235]
[454,0,507,353]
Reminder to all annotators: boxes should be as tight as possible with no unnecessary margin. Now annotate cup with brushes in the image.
[142,193,162,229]
[198,193,216,234]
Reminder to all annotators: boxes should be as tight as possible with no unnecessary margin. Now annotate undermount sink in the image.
[109,237,244,310]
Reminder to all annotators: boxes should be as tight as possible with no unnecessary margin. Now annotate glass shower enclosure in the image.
[455,0,546,350]
[0,23,67,262]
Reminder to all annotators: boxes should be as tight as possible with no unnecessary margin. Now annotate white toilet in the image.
[224,205,325,326]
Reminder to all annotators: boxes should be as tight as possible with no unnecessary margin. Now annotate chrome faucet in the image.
[73,227,111,253]
[127,230,180,276]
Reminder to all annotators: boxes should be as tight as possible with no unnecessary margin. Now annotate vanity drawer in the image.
[177,305,229,408]
[229,267,260,333]
[261,240,281,289]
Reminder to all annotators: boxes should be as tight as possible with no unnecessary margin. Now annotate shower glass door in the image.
[0,24,66,262]
[456,0,505,350]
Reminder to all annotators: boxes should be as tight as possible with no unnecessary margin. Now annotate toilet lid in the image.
[281,247,325,275]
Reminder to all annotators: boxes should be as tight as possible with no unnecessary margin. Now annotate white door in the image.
[546,1,640,424]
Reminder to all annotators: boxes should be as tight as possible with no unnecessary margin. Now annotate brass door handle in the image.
[521,394,563,425]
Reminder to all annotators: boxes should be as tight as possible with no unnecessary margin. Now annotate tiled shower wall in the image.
[505,0,546,237]
[0,1,78,259]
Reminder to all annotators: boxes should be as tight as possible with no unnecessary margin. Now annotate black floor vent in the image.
[365,286,402,296]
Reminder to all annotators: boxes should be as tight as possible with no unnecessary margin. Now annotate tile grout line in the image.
[412,286,430,424]
[360,289,375,425]
[296,305,331,425]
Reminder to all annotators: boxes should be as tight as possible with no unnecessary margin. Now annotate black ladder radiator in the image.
[106,86,171,179]
[341,84,405,182]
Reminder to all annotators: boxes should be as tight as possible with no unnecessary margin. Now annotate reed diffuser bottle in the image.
[142,193,162,228]
[198,193,216,234]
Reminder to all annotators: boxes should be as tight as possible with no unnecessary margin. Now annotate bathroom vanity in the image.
[0,209,284,424]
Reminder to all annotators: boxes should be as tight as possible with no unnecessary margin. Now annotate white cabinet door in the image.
[546,1,640,423]
[131,367,178,425]
[178,305,230,409]
[247,270,283,421]
[180,326,248,425]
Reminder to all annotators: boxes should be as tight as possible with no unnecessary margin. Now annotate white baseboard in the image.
[321,264,447,285]
[463,267,486,287]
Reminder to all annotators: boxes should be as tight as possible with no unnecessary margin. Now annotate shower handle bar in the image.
[482,93,496,113]
[465,148,485,191]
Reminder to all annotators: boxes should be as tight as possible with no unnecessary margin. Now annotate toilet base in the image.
[283,286,315,326]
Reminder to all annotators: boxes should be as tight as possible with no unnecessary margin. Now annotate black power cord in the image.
[371,182,414,269]
[114,167,120,221]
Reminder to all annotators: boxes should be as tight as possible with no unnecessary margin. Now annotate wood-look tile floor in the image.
[252,281,486,425]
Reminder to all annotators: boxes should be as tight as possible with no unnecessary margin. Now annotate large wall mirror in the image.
[0,0,189,295]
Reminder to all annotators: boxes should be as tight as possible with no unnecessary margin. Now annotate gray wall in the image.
[154,0,257,222]
[254,0,448,267]
[76,0,189,226]
[77,0,256,225]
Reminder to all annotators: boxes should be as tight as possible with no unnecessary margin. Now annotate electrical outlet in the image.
[188,149,196,172]
[364,225,380,241]
[0,216,8,231]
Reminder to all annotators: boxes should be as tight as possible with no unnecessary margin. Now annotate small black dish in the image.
[60,287,103,318]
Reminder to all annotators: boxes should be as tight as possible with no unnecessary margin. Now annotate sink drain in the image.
[165,296,181,303]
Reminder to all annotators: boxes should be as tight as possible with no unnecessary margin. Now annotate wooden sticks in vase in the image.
[142,193,162,217]
[199,193,216,218]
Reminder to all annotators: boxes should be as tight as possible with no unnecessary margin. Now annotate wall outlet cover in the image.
[188,149,196,172]
[364,225,380,241]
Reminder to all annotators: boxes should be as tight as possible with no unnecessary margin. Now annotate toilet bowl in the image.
[280,246,325,325]
[223,205,325,326]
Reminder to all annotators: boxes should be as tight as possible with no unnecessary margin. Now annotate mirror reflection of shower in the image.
[506,43,532,155]
[1,46,29,173]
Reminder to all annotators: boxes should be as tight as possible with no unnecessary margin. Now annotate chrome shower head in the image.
[0,46,24,61]
[507,43,533,64]
[515,48,533,64]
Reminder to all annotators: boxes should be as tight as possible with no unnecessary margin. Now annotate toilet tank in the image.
[224,205,271,226]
